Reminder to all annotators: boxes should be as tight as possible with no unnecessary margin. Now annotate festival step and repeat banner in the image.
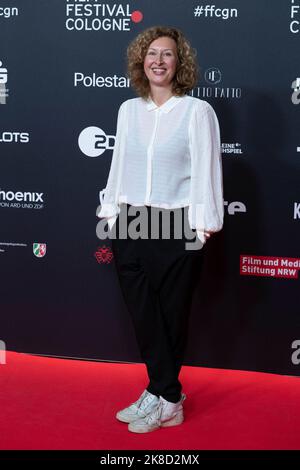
[1,0,299,375]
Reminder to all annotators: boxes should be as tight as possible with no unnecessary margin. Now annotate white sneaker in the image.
[116,389,160,423]
[128,393,186,433]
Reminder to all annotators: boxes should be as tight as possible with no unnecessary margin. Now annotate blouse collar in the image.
[146,94,185,113]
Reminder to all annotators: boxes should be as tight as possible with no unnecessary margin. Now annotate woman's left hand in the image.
[203,230,214,239]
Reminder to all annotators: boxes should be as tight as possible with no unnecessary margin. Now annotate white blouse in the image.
[97,94,224,244]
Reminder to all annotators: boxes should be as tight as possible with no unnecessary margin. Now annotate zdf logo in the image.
[291,77,300,105]
[78,126,115,157]
[0,340,6,365]
[291,340,300,365]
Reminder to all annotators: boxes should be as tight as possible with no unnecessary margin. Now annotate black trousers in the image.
[111,203,205,403]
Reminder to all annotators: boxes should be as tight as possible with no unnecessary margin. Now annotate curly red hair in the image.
[126,25,200,99]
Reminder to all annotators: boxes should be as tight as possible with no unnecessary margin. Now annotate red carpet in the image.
[1,351,300,450]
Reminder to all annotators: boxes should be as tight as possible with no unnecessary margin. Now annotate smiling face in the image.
[143,36,178,91]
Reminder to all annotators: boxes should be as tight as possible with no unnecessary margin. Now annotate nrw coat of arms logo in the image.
[33,243,46,258]
[94,245,113,264]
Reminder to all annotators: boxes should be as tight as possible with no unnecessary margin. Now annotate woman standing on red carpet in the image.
[98,25,224,433]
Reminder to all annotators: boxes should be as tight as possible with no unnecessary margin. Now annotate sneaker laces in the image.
[140,394,153,408]
[134,390,148,408]
[132,390,156,411]
[144,394,185,425]
[144,400,165,425]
